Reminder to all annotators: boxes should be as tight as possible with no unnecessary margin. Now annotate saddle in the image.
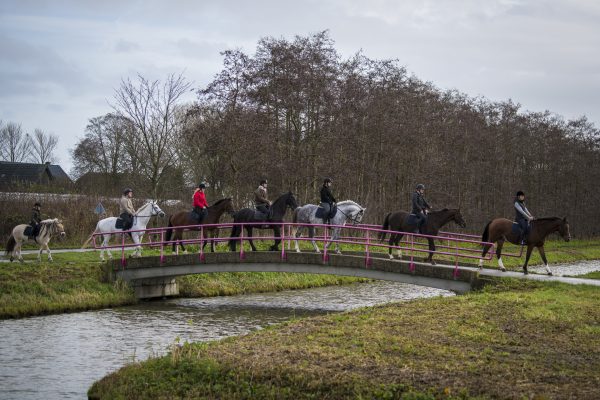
[512,221,529,242]
[24,225,34,237]
[404,213,420,227]
[315,204,337,220]
[190,209,208,224]
[253,210,270,222]
[115,218,133,230]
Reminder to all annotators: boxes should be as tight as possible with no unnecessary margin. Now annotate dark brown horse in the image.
[379,208,466,264]
[228,191,298,252]
[165,198,235,253]
[480,217,571,275]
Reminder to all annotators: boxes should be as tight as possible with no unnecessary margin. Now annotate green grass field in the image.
[88,279,600,399]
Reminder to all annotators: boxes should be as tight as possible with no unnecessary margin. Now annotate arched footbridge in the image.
[98,222,598,299]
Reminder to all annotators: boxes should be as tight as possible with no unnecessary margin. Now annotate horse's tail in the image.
[482,220,492,243]
[5,235,16,256]
[379,213,392,242]
[165,219,173,243]
[81,223,100,249]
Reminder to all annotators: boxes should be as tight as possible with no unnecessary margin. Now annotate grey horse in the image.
[292,200,366,254]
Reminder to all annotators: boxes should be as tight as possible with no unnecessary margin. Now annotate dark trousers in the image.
[256,204,270,219]
[517,219,529,241]
[414,213,427,232]
[119,213,133,229]
[194,207,208,223]
[29,223,40,237]
[320,202,333,222]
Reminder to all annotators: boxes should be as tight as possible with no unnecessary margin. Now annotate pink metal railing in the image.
[92,221,497,277]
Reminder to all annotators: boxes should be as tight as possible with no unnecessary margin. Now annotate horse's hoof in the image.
[548,272,553,276]
[9,257,14,262]
[523,270,529,275]
[389,254,394,260]
[500,267,506,272]
[430,260,436,266]
[295,249,301,253]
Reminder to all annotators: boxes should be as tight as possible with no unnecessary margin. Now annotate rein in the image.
[336,206,363,226]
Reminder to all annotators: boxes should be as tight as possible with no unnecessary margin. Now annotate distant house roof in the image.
[0,161,73,186]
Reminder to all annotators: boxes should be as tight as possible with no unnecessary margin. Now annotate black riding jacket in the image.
[411,192,431,214]
[320,185,336,204]
[30,209,41,225]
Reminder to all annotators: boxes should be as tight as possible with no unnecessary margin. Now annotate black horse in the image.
[379,208,467,264]
[229,191,298,252]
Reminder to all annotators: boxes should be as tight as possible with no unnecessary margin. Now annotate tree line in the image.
[0,122,59,164]
[71,31,600,236]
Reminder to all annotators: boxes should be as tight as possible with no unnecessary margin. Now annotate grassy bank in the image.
[89,280,600,399]
[0,251,365,319]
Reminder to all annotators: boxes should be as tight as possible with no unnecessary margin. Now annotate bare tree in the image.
[30,129,59,164]
[71,113,131,177]
[112,72,192,198]
[0,121,31,162]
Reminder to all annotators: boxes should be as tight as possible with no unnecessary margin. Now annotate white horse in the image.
[5,218,66,262]
[82,201,165,261]
[292,200,366,254]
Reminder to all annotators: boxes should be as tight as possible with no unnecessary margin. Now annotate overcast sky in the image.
[1,0,599,175]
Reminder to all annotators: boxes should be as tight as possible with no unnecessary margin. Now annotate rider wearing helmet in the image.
[29,202,42,238]
[514,190,534,244]
[412,184,431,233]
[254,179,271,219]
[119,188,135,230]
[193,183,209,223]
[320,177,337,224]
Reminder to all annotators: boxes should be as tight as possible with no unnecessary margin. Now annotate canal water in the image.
[0,281,453,400]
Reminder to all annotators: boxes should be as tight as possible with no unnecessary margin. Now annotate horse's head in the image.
[352,207,366,226]
[53,219,66,238]
[150,201,166,218]
[452,209,467,228]
[286,192,299,210]
[559,217,571,242]
[224,198,235,216]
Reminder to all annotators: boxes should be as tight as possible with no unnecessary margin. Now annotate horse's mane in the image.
[534,217,564,222]
[211,198,231,207]
[337,200,363,209]
[40,218,58,224]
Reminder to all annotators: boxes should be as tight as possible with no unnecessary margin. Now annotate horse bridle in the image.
[337,207,364,226]
[134,203,164,219]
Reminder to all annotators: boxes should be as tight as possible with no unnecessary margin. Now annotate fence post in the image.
[199,226,205,262]
[409,234,415,272]
[453,236,460,278]
[281,223,286,260]
[160,230,165,264]
[365,228,371,267]
[121,231,126,268]
[239,224,245,260]
[323,224,329,262]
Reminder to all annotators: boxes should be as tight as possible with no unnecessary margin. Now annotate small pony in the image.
[5,218,66,262]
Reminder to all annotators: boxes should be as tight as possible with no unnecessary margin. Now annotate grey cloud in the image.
[114,39,141,53]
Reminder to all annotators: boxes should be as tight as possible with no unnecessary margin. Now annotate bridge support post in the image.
[130,277,179,299]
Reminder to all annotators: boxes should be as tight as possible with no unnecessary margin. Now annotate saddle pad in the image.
[115,218,125,229]
[315,205,337,220]
[404,214,420,226]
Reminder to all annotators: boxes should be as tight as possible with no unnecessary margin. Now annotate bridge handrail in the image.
[93,221,497,277]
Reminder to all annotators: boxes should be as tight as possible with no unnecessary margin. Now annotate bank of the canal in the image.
[0,251,365,319]
[89,279,600,400]
[2,238,600,319]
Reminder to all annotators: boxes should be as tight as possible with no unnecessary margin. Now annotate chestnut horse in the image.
[165,198,235,253]
[480,217,571,275]
[379,208,466,264]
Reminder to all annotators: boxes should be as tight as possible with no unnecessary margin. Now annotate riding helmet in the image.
[324,177,332,184]
[123,188,133,195]
[416,184,425,190]
[260,179,267,185]
[516,190,525,197]
[34,202,41,207]
[199,183,206,189]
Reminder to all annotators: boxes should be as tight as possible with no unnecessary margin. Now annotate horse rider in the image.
[29,202,42,238]
[412,184,431,233]
[193,183,209,223]
[254,179,271,219]
[514,190,534,244]
[320,177,337,224]
[119,188,136,230]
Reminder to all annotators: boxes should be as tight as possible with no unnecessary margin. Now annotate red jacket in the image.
[193,190,208,208]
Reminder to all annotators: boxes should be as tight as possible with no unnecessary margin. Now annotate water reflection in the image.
[0,281,452,400]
